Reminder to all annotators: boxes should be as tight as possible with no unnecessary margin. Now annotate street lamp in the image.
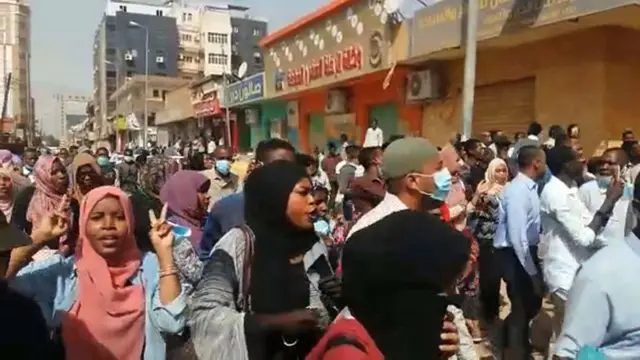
[128,21,149,147]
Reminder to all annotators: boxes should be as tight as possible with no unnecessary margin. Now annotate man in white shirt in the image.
[363,119,384,148]
[539,145,624,353]
[579,148,632,244]
[347,137,450,239]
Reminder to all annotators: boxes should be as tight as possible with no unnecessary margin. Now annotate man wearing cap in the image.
[0,211,51,358]
[347,137,453,239]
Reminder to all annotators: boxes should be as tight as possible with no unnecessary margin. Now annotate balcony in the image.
[179,60,203,73]
[179,41,203,54]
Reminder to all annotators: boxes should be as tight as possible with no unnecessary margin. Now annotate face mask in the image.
[595,175,612,189]
[124,156,134,163]
[623,183,634,198]
[415,168,452,202]
[97,156,110,167]
[314,219,331,237]
[215,159,231,175]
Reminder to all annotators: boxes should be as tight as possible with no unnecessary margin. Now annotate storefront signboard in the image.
[224,72,265,108]
[265,0,393,97]
[410,0,637,57]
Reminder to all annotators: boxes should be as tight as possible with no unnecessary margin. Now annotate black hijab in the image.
[244,161,319,315]
[342,210,471,359]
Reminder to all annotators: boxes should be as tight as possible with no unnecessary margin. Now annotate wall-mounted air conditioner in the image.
[156,56,165,63]
[124,52,134,61]
[325,89,349,114]
[405,69,443,102]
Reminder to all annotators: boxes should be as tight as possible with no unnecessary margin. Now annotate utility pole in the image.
[461,0,479,138]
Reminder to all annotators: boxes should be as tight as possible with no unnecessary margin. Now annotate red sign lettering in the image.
[284,45,363,88]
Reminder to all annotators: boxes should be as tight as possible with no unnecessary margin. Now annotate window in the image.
[253,28,261,36]
[106,48,116,55]
[253,51,262,65]
[162,90,168,101]
[156,10,163,16]
[188,13,193,21]
[106,70,117,78]
[232,43,238,54]
[152,89,160,97]
[208,53,228,65]
[207,32,228,44]
[181,33,192,42]
[106,23,116,31]
[182,13,187,21]
[126,71,133,77]
[119,5,127,12]
[232,26,239,33]
[182,55,193,63]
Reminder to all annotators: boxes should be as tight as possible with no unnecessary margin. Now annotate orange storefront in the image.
[260,0,420,152]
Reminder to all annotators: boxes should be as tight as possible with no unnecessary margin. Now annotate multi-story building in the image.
[168,2,266,79]
[93,0,179,145]
[0,0,30,140]
[229,7,267,77]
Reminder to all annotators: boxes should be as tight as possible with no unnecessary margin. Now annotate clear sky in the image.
[30,0,421,136]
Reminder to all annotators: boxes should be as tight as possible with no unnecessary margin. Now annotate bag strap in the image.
[239,224,255,312]
[322,335,367,356]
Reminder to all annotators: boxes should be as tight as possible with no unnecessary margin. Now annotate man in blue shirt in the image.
[198,138,296,259]
[500,145,547,360]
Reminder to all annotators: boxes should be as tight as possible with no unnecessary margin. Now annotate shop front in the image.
[189,76,237,148]
[155,84,195,147]
[260,0,421,152]
[224,72,267,150]
[407,0,640,154]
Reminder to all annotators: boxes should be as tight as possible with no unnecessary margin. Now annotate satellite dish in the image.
[383,0,403,13]
[238,62,248,79]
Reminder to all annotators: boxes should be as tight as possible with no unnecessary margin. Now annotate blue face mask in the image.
[595,175,612,189]
[314,219,331,237]
[97,155,110,167]
[623,183,634,198]
[416,168,452,202]
[215,159,231,175]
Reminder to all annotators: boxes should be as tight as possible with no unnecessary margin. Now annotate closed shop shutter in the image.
[472,78,535,138]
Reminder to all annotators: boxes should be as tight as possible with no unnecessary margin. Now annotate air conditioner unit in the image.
[325,89,349,114]
[178,54,184,61]
[156,56,165,63]
[405,69,442,102]
[124,52,134,61]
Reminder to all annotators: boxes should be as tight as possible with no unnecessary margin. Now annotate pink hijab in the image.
[26,156,73,237]
[61,186,145,360]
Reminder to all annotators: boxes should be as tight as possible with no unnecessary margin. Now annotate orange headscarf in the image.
[61,186,145,360]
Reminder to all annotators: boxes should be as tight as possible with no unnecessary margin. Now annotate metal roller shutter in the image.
[472,78,536,138]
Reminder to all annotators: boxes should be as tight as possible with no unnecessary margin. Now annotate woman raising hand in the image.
[7,186,187,360]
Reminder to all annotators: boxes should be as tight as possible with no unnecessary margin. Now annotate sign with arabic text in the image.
[224,73,265,108]
[410,0,636,57]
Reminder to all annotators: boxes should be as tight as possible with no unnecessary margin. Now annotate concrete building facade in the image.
[0,0,30,138]
[93,0,179,144]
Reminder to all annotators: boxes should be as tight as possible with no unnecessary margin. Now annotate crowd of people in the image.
[0,121,638,360]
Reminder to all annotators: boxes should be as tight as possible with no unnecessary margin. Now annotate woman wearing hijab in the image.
[0,166,29,221]
[468,157,509,325]
[307,210,471,360]
[7,186,187,360]
[11,155,79,255]
[0,149,13,168]
[71,153,103,202]
[130,156,179,252]
[158,170,210,296]
[190,161,334,360]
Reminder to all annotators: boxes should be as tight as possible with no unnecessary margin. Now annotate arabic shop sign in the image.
[224,73,265,108]
[279,45,364,90]
[410,0,637,56]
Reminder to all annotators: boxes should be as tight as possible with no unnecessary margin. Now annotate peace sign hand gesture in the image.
[33,195,70,243]
[149,203,174,253]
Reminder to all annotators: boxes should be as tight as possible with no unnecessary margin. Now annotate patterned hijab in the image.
[26,155,73,242]
[71,153,102,202]
[0,167,28,221]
